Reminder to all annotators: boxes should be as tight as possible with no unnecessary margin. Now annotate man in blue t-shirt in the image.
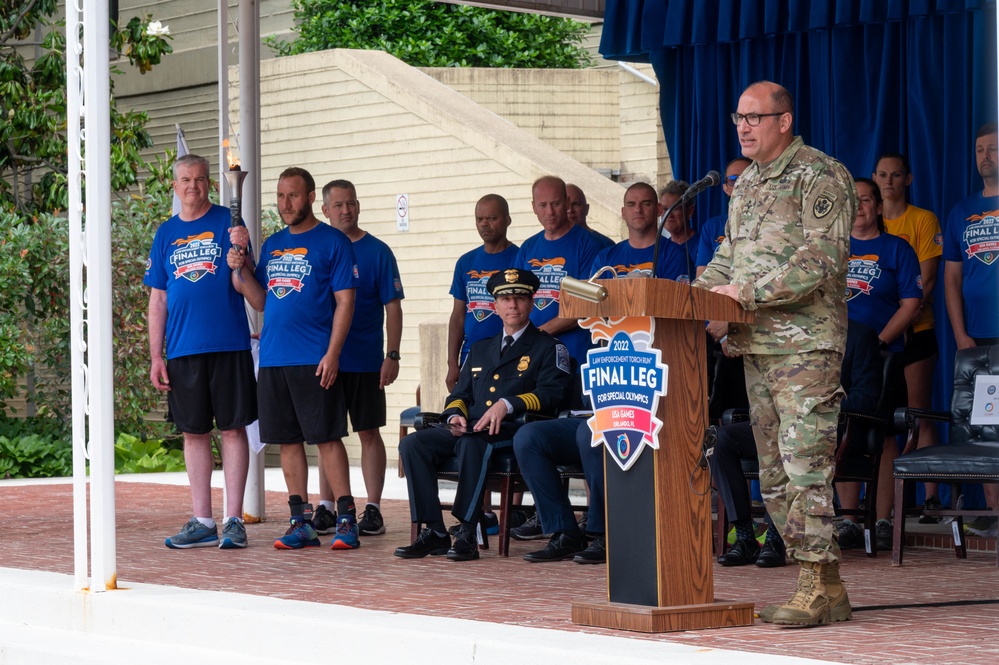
[945,123,999,349]
[145,153,256,551]
[228,167,361,551]
[516,176,605,367]
[318,179,405,538]
[696,157,751,278]
[567,183,615,249]
[944,123,999,531]
[657,180,698,283]
[447,194,520,391]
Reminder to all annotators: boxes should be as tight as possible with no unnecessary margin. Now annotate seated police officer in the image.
[395,268,573,561]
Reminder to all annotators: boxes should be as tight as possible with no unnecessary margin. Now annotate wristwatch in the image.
[387,350,401,361]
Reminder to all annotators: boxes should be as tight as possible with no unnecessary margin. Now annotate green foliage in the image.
[0,433,72,479]
[0,3,174,433]
[114,432,186,474]
[266,0,591,69]
[0,3,172,215]
[0,420,186,479]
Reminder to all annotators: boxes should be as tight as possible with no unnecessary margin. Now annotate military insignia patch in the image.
[517,355,530,371]
[813,192,836,219]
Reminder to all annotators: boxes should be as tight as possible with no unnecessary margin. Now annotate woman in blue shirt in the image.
[838,177,922,552]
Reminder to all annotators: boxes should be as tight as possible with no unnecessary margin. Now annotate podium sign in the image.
[561,279,755,633]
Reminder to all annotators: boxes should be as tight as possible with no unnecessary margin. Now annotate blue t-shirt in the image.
[144,204,251,359]
[944,192,999,339]
[449,243,520,363]
[516,224,604,364]
[846,233,922,352]
[340,233,405,372]
[696,213,727,268]
[589,238,695,283]
[255,223,358,367]
[588,228,616,249]
[657,236,696,283]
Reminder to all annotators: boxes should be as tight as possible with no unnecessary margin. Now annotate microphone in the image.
[651,170,720,277]
[681,170,721,202]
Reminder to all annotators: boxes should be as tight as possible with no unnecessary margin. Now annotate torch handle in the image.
[229,200,243,254]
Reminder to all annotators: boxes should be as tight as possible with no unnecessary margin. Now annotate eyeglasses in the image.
[725,175,739,183]
[730,112,784,126]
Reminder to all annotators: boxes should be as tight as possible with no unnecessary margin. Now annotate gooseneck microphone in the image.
[651,170,721,278]
[682,170,721,202]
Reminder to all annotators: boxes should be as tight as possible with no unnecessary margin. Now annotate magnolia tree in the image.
[0,2,174,433]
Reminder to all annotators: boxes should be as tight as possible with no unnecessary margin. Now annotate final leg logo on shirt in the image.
[579,317,667,472]
[846,254,881,300]
[963,212,999,266]
[266,248,313,298]
[466,270,498,322]
[170,232,221,282]
[527,258,567,310]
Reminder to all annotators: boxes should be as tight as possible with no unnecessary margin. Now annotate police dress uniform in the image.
[399,269,573,529]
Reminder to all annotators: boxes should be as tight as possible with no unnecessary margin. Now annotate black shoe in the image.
[523,532,587,563]
[573,535,606,564]
[718,538,760,567]
[357,504,386,536]
[447,530,480,561]
[393,528,450,559]
[510,513,549,541]
[755,539,787,567]
[312,505,337,535]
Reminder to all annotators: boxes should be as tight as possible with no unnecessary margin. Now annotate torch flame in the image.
[223,139,239,170]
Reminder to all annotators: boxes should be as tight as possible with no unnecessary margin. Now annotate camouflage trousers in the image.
[745,351,845,563]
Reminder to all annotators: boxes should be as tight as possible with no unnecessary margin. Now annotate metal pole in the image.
[83,0,117,591]
[66,0,88,592]
[239,0,266,522]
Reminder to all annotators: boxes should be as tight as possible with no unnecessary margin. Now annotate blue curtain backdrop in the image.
[601,0,996,402]
[600,0,997,503]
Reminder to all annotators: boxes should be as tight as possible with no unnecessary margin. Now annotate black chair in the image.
[892,345,999,566]
[405,412,585,557]
[712,351,901,557]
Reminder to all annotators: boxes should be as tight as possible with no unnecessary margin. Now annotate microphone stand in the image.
[650,196,689,279]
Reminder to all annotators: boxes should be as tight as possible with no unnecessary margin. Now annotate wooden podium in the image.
[560,278,756,633]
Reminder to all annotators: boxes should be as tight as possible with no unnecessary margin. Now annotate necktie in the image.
[501,335,514,356]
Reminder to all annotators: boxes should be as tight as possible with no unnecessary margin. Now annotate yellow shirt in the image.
[884,204,942,333]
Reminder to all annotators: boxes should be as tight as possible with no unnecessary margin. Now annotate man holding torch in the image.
[145,154,256,550]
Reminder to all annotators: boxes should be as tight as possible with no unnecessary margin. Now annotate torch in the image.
[221,141,248,255]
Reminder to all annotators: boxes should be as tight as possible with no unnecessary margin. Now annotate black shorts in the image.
[257,365,348,445]
[974,337,999,347]
[902,328,938,366]
[166,350,257,434]
[334,371,387,432]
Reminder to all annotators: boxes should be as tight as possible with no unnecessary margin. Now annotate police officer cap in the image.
[488,268,540,297]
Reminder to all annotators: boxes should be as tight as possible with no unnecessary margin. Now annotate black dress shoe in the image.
[447,530,480,561]
[718,538,760,567]
[394,528,450,559]
[755,539,787,568]
[524,532,587,562]
[573,535,606,564]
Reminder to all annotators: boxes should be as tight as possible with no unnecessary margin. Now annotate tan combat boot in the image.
[770,561,831,627]
[822,560,853,622]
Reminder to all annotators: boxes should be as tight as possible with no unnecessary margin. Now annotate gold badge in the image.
[517,355,530,371]
[504,269,519,283]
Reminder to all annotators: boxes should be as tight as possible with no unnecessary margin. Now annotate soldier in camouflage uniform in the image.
[695,81,856,627]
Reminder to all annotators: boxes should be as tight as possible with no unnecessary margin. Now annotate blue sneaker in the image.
[330,514,360,550]
[165,518,219,549]
[274,518,320,550]
[219,518,248,549]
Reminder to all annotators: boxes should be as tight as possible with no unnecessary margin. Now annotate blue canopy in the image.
[600,0,997,425]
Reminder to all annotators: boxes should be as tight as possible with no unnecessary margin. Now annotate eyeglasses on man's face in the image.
[730,112,784,126]
[725,175,740,183]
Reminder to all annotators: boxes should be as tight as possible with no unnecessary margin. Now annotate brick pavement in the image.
[1,480,997,665]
